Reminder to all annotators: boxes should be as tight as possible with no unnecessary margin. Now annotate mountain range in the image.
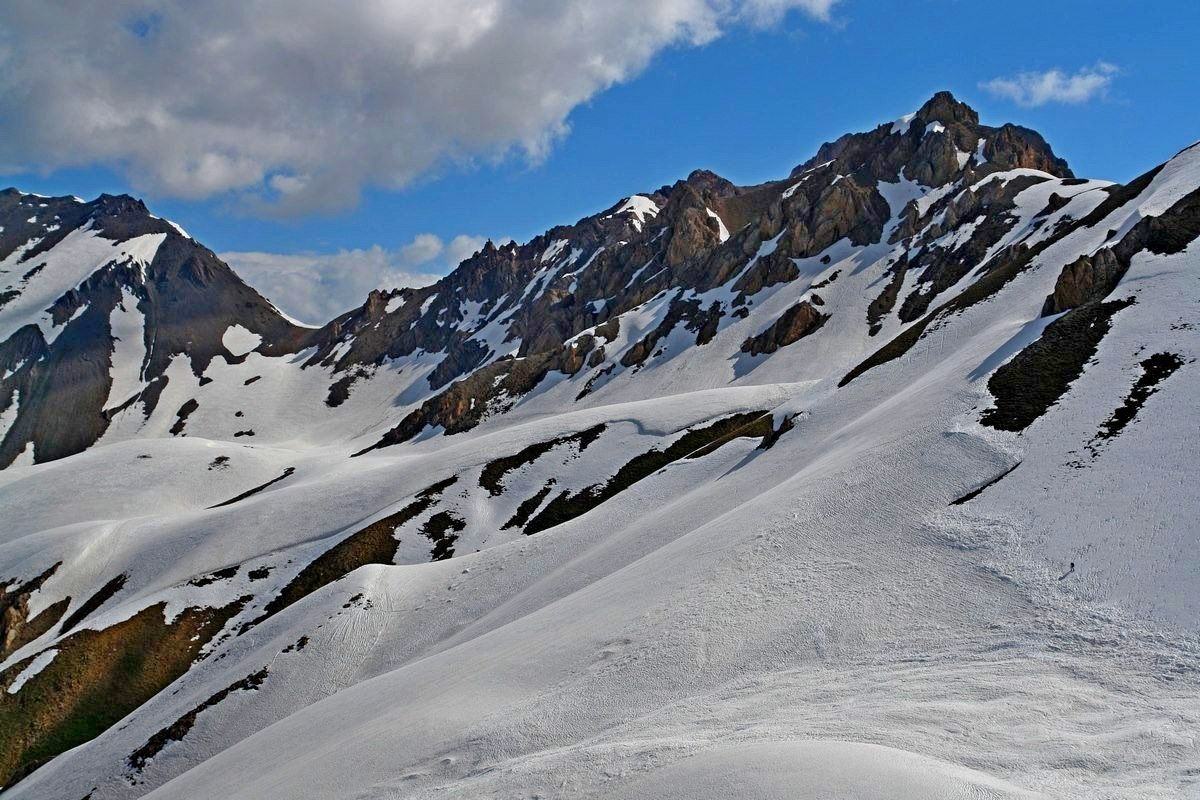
[0,92,1197,799]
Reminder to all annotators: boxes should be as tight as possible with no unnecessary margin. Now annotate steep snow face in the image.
[1,102,1199,800]
[606,194,660,231]
[891,112,917,135]
[105,289,147,410]
[0,389,17,441]
[706,207,730,242]
[0,226,164,342]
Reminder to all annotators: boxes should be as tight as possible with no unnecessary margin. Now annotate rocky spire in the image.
[913,90,979,128]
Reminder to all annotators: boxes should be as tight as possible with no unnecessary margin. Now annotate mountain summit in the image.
[0,94,1198,799]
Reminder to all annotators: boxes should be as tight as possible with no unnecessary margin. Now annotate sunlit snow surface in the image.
[1,149,1199,800]
[221,324,262,356]
[105,289,147,409]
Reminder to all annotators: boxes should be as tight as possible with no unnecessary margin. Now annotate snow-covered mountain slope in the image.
[1,94,1198,799]
[0,190,312,468]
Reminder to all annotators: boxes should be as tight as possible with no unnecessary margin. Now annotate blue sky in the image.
[3,1,1197,321]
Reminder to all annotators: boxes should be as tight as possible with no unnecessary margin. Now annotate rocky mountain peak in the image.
[790,90,1073,191]
[0,190,309,467]
[680,169,738,196]
[913,90,979,128]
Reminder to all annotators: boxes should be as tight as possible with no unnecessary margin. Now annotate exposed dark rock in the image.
[950,463,1020,506]
[525,412,774,534]
[208,467,296,509]
[867,258,908,335]
[981,298,1136,432]
[897,174,1049,322]
[0,190,308,469]
[621,295,725,368]
[60,574,128,634]
[359,338,608,453]
[128,667,269,773]
[421,512,467,561]
[188,567,238,587]
[502,482,557,531]
[479,425,605,496]
[1084,353,1187,458]
[169,399,199,436]
[1042,249,1124,315]
[841,171,1200,389]
[741,302,829,356]
[732,252,799,302]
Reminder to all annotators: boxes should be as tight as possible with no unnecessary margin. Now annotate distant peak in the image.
[95,192,144,206]
[915,91,979,128]
[680,168,736,197]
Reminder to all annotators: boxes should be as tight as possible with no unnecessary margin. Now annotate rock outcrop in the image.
[741,301,829,356]
[1042,249,1124,315]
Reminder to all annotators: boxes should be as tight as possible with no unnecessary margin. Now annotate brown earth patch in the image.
[0,597,246,789]
[1,563,67,660]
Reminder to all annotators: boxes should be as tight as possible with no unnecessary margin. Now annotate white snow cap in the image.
[607,195,660,232]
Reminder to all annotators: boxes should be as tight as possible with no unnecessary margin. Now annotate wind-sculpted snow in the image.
[609,741,1048,799]
[1,95,1199,798]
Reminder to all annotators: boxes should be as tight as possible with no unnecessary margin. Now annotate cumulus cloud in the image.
[445,234,491,267]
[0,0,838,216]
[221,231,495,324]
[980,62,1120,107]
[400,233,446,265]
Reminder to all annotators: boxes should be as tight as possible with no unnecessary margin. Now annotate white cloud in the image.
[980,62,1119,108]
[400,233,445,265]
[445,234,490,266]
[221,230,494,324]
[0,1,838,216]
[740,0,839,24]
